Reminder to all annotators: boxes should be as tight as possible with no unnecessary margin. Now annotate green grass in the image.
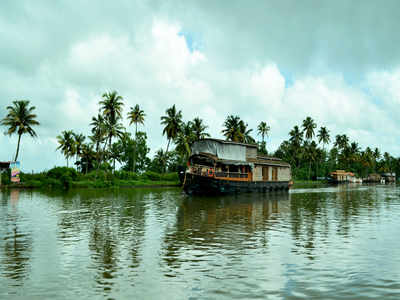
[292,180,329,189]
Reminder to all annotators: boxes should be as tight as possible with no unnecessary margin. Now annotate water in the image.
[1,185,400,299]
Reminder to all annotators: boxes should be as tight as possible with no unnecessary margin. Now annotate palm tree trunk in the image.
[67,157,69,168]
[308,160,311,180]
[133,123,137,173]
[14,134,22,161]
[164,138,171,173]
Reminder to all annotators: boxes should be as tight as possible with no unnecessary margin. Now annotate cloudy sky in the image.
[1,0,400,171]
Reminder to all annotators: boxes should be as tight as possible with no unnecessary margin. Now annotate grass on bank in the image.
[1,167,180,189]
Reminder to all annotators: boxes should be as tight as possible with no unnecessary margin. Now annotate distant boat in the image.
[183,138,292,195]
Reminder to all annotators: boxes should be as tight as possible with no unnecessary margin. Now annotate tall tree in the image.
[175,121,194,159]
[317,126,330,150]
[192,117,210,141]
[222,115,242,142]
[100,91,124,147]
[73,133,85,171]
[56,130,75,167]
[302,116,316,140]
[239,120,255,144]
[289,125,303,147]
[160,105,182,172]
[127,104,145,172]
[1,100,40,161]
[257,121,270,144]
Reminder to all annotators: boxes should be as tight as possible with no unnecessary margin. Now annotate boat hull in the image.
[183,173,290,195]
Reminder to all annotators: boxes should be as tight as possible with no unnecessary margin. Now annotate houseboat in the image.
[183,138,291,195]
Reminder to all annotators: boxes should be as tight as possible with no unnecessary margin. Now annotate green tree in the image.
[127,104,146,172]
[317,126,330,150]
[222,115,242,142]
[100,91,124,147]
[160,105,182,172]
[56,130,75,167]
[1,100,40,161]
[257,121,270,154]
[73,133,85,171]
[175,121,194,160]
[192,117,210,140]
[302,116,316,141]
[118,131,150,173]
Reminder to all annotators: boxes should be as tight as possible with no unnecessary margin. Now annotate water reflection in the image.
[1,186,399,299]
[161,192,290,273]
[0,189,32,286]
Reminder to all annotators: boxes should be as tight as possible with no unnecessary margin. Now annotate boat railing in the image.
[215,171,248,179]
[190,166,249,179]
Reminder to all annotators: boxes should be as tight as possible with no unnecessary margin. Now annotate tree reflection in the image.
[289,185,391,259]
[1,189,33,285]
[160,192,290,272]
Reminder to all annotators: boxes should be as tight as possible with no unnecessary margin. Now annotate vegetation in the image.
[1,94,400,189]
[1,100,40,161]
[275,116,400,180]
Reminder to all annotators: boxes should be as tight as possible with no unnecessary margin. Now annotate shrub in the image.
[47,167,77,181]
[140,171,161,181]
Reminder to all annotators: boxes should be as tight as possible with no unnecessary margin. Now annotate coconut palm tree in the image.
[222,115,242,142]
[302,116,316,141]
[56,130,75,167]
[1,100,40,161]
[239,120,255,144]
[127,104,145,172]
[80,143,95,174]
[257,121,270,144]
[289,125,303,147]
[100,91,124,147]
[317,127,330,150]
[73,133,85,171]
[160,105,182,172]
[192,117,210,141]
[175,121,195,159]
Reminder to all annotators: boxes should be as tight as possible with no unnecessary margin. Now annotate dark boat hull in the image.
[183,173,290,195]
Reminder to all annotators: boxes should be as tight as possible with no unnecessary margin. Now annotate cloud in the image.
[1,1,400,171]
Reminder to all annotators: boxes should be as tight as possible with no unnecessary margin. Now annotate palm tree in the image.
[56,130,75,167]
[289,125,303,146]
[100,91,124,147]
[317,127,330,150]
[80,143,95,174]
[127,104,145,172]
[160,105,182,172]
[302,116,316,140]
[257,121,270,144]
[222,115,243,142]
[192,117,210,140]
[334,134,349,151]
[73,133,85,171]
[239,120,255,144]
[1,100,40,161]
[175,121,194,159]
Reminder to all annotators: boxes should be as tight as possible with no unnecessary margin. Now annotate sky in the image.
[1,0,400,172]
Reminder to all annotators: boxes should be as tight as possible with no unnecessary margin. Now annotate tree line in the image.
[1,95,399,180]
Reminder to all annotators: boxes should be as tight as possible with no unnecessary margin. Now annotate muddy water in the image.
[1,185,399,299]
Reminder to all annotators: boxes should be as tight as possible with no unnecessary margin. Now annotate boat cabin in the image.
[188,138,291,183]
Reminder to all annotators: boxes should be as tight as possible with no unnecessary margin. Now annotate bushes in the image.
[2,165,179,189]
[47,167,77,180]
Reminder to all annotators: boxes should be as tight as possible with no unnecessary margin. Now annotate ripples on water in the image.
[1,185,400,299]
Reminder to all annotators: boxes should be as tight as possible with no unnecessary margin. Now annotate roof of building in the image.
[192,152,290,167]
[197,138,258,148]
[0,161,11,169]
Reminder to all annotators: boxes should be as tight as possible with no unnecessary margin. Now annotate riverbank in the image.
[0,167,181,190]
[291,180,329,189]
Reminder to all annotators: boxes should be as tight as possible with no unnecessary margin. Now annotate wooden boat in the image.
[183,138,292,195]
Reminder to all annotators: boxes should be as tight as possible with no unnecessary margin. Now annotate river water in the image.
[1,185,399,299]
